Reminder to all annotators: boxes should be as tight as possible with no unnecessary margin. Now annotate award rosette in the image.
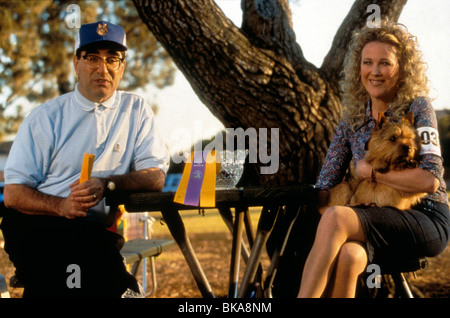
[80,153,95,183]
[174,151,216,207]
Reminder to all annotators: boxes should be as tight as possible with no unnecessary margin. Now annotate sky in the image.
[147,0,450,155]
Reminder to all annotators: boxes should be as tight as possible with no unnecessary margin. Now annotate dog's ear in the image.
[376,112,387,129]
[403,111,415,126]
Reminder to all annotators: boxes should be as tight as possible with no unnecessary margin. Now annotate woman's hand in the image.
[355,159,373,181]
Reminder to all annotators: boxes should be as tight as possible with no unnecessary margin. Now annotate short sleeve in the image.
[132,103,170,174]
[4,111,53,187]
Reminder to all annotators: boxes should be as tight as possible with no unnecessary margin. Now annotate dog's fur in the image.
[328,112,427,210]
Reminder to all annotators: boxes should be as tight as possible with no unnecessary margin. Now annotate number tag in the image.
[417,127,441,156]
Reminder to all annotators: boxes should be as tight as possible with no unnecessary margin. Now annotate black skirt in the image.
[352,199,450,266]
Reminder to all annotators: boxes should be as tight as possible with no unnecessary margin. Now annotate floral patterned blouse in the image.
[315,96,448,204]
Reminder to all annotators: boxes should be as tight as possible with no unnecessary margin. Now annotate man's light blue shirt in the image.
[5,85,170,225]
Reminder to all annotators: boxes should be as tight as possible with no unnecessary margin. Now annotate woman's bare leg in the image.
[297,206,365,298]
[326,241,368,298]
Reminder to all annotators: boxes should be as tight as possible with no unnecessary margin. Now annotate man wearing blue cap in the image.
[1,21,170,297]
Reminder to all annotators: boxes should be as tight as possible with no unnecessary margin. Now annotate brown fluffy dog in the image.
[328,113,427,210]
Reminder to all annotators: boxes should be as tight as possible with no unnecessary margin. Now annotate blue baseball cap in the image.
[75,21,127,53]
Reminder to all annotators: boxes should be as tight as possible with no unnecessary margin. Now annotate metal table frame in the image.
[108,184,316,298]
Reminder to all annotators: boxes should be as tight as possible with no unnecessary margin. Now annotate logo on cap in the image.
[96,23,108,36]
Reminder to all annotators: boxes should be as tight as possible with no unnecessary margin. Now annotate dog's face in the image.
[366,113,421,171]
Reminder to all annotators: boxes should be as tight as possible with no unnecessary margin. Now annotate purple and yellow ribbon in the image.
[174,151,216,207]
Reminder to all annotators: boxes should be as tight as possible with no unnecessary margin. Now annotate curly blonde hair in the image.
[340,21,429,130]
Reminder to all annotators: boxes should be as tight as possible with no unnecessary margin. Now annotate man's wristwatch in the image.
[106,179,116,192]
[103,178,116,196]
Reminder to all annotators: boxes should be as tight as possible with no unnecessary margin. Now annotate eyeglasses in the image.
[81,54,124,71]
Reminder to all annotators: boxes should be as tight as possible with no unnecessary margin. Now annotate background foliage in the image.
[0,0,176,140]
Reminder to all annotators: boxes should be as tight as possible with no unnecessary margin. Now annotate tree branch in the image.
[241,0,313,70]
[132,0,289,126]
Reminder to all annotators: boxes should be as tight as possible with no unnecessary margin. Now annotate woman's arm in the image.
[356,159,439,193]
[315,121,353,191]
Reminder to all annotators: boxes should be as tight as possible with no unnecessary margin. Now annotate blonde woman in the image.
[297,21,449,298]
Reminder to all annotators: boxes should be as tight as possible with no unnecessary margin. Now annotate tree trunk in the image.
[132,0,406,186]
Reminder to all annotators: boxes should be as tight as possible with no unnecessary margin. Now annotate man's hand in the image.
[59,192,89,219]
[69,178,105,207]
[59,178,106,219]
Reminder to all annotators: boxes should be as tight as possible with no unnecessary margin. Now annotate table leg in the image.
[243,208,264,293]
[263,205,302,297]
[237,205,281,298]
[218,207,250,263]
[243,209,255,247]
[160,207,215,298]
[219,207,255,297]
[228,207,245,298]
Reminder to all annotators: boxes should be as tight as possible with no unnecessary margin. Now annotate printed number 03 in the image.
[420,130,438,146]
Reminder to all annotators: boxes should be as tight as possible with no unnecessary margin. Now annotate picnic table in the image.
[108,184,317,298]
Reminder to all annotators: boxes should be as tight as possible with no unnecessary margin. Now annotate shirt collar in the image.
[74,84,118,111]
[354,100,395,132]
[365,100,394,119]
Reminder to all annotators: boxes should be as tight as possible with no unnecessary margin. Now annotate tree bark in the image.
[132,0,406,186]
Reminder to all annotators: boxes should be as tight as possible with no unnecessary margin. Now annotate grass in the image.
[141,207,263,237]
